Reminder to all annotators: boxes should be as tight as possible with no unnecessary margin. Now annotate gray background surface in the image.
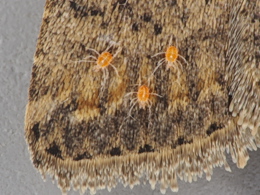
[0,0,259,195]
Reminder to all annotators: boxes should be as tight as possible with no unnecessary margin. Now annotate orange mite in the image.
[94,51,114,72]
[86,48,119,77]
[126,85,162,117]
[151,45,188,80]
[165,46,179,68]
[76,46,121,79]
[137,85,150,109]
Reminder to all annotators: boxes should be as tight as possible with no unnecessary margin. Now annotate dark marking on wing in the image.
[206,123,224,136]
[141,13,152,22]
[177,137,184,145]
[74,152,92,161]
[154,24,163,35]
[132,22,139,31]
[69,1,88,18]
[46,142,63,159]
[138,144,154,153]
[31,123,40,142]
[110,147,121,156]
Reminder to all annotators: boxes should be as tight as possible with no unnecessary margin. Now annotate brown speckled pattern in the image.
[25,0,260,194]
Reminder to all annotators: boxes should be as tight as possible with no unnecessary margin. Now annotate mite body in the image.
[151,39,188,84]
[126,84,161,117]
[76,44,121,85]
